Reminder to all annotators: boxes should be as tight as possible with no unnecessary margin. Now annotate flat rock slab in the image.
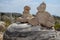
[3,23,57,40]
[3,30,56,40]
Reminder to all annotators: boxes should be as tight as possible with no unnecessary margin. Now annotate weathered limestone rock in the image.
[22,6,34,22]
[36,2,55,27]
[16,6,34,23]
[16,17,27,22]
[28,18,39,26]
[3,23,56,40]
[22,6,33,18]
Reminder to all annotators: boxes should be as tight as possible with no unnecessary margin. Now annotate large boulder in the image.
[3,23,56,40]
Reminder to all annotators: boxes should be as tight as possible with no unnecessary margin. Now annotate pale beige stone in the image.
[22,6,34,20]
[36,2,55,27]
[16,17,27,22]
[28,18,39,26]
[37,2,46,12]
[16,6,34,23]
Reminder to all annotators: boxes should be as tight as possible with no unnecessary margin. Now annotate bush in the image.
[1,20,11,32]
[54,23,60,30]
[4,19,11,27]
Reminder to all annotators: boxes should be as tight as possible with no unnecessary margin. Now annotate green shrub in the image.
[2,20,11,32]
[4,19,11,27]
[54,23,60,30]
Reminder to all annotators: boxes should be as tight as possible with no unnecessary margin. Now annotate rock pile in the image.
[16,2,55,28]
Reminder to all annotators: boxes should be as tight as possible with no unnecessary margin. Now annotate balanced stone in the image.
[16,6,34,23]
[1,15,10,21]
[36,2,55,27]
[22,6,33,19]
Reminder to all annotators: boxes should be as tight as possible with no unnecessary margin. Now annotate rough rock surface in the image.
[28,18,39,26]
[36,2,55,27]
[22,6,34,20]
[16,6,34,23]
[56,31,60,40]
[3,23,56,40]
[16,17,28,22]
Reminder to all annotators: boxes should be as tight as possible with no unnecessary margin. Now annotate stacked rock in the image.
[36,2,55,28]
[16,6,34,23]
[16,2,55,28]
[28,2,55,28]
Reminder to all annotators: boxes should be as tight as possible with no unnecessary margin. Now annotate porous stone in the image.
[22,6,34,22]
[36,2,55,27]
[28,18,39,26]
[16,6,34,23]
[3,23,56,40]
[16,17,27,22]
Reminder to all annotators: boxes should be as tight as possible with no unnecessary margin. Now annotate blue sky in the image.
[0,0,60,16]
